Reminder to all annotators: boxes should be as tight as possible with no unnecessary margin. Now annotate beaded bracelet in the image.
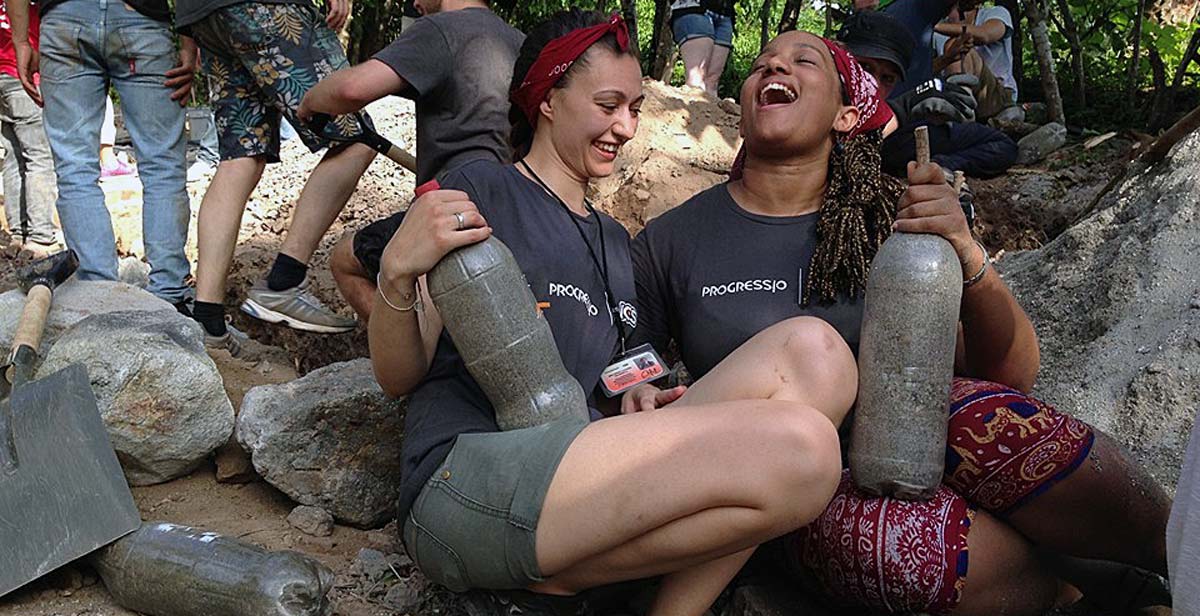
[376,273,423,312]
[963,240,989,288]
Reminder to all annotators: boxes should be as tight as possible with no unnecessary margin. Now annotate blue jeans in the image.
[671,11,735,48]
[0,75,57,245]
[38,0,190,302]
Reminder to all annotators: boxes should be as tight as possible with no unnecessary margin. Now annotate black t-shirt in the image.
[372,8,524,185]
[631,183,863,381]
[397,159,638,522]
[41,0,170,22]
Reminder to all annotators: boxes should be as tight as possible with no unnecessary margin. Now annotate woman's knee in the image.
[774,317,858,417]
[330,231,362,281]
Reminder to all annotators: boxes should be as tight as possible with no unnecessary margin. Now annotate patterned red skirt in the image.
[787,378,1094,615]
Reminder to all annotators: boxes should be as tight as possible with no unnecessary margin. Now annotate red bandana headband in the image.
[510,13,631,127]
[729,36,893,180]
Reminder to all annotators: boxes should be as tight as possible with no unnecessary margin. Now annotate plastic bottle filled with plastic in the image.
[427,236,589,431]
[90,522,334,616]
[849,230,963,500]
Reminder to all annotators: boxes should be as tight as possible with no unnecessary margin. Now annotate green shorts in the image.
[402,415,589,591]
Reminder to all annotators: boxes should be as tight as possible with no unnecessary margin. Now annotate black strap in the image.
[518,160,628,353]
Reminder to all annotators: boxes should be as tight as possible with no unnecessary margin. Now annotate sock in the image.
[266,253,307,291]
[193,301,227,337]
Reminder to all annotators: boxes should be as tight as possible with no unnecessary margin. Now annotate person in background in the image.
[0,0,57,257]
[878,0,960,97]
[307,0,523,323]
[9,0,196,313]
[933,1,1019,121]
[838,11,1016,178]
[99,96,136,178]
[670,0,736,94]
[176,0,376,352]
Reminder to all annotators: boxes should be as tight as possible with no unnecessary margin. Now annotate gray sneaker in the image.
[241,279,357,334]
[205,322,248,358]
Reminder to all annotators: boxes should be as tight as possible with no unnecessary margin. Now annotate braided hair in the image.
[803,128,906,305]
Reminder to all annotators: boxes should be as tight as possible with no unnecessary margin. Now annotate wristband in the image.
[963,240,989,288]
[377,273,423,312]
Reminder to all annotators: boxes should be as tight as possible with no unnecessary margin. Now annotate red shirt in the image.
[0,2,40,80]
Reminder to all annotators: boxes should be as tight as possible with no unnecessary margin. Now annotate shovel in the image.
[0,250,140,598]
[308,111,418,173]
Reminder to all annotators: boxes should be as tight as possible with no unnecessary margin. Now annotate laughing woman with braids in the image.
[629,30,1173,615]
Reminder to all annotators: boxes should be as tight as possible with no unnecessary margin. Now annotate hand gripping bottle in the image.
[849,127,964,500]
[90,522,334,616]
[420,181,589,431]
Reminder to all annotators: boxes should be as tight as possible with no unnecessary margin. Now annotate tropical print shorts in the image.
[191,2,371,162]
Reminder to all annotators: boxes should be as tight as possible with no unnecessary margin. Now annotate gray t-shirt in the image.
[373,8,524,185]
[933,6,1017,100]
[631,183,865,380]
[1169,419,1200,612]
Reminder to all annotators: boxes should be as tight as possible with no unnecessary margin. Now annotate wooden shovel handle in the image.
[383,144,418,174]
[11,285,51,355]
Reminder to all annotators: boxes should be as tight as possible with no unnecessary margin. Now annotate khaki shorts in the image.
[402,415,589,591]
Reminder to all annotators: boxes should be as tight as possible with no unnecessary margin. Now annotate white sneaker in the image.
[187,159,217,182]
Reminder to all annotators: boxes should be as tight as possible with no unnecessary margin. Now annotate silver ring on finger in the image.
[454,211,465,231]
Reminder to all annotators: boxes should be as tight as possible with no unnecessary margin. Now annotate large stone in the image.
[1001,129,1200,490]
[0,280,174,355]
[237,359,406,528]
[1017,122,1068,164]
[36,310,235,485]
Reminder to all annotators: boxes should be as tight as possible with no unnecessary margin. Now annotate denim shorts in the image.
[402,414,589,592]
[672,11,734,47]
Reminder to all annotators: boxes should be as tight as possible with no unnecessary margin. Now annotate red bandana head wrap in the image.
[729,36,893,180]
[510,13,631,127]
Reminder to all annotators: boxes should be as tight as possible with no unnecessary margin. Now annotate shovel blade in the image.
[0,364,140,598]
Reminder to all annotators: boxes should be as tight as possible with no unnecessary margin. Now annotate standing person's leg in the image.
[702,13,734,94]
[107,3,191,305]
[237,3,373,332]
[0,75,59,248]
[673,13,717,91]
[38,2,116,282]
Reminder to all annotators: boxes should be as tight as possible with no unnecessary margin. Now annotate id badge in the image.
[599,343,668,398]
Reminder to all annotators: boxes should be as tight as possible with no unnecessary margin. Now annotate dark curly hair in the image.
[507,8,635,159]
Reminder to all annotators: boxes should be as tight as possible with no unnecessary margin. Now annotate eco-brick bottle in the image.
[91,522,334,616]
[427,235,589,431]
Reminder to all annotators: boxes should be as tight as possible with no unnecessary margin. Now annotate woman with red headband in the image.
[367,10,855,614]
[630,30,1172,615]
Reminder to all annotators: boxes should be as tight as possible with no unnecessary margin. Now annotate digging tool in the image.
[0,250,140,598]
[308,112,417,173]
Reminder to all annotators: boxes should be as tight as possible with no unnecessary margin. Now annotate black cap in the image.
[836,11,916,81]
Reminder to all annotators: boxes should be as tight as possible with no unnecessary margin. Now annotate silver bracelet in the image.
[376,273,423,312]
[963,240,989,288]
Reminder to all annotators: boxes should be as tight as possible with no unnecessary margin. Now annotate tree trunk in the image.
[1171,26,1200,90]
[595,0,610,12]
[1126,0,1147,99]
[649,0,673,80]
[622,0,640,59]
[760,0,775,52]
[1142,102,1200,163]
[779,0,802,33]
[1022,0,1065,124]
[1053,0,1085,108]
[998,0,1023,94]
[1148,46,1171,131]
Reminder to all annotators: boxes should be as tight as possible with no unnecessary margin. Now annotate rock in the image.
[0,280,174,355]
[726,585,841,616]
[37,310,234,485]
[237,358,406,528]
[384,579,425,613]
[365,521,402,554]
[718,97,741,115]
[1001,128,1200,489]
[1191,297,1200,310]
[354,548,393,584]
[117,256,150,289]
[1024,101,1049,125]
[1017,122,1067,165]
[214,440,256,484]
[287,505,334,537]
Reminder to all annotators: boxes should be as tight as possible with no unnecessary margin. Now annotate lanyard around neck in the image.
[518,159,627,353]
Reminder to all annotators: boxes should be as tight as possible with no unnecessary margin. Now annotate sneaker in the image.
[187,159,216,182]
[241,279,357,334]
[205,322,248,358]
[101,158,136,179]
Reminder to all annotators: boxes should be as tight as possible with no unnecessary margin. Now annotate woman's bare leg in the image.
[703,45,731,93]
[531,400,841,595]
[677,316,858,426]
[680,38,715,91]
[953,510,1068,616]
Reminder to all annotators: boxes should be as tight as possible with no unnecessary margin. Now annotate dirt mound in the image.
[1001,131,1200,489]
